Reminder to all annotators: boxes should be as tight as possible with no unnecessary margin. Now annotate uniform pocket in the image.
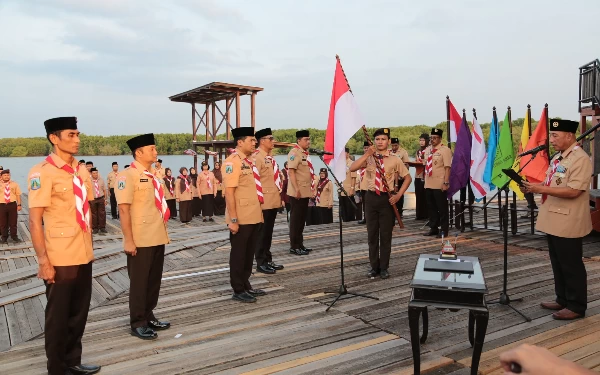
[239,198,249,207]
[135,215,156,224]
[548,205,570,215]
[54,184,73,193]
[49,227,77,238]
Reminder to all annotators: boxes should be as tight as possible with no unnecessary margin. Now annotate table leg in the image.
[408,306,422,375]
[470,310,489,375]
[468,310,474,347]
[420,307,428,344]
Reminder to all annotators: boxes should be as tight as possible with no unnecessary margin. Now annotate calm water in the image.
[1,154,416,196]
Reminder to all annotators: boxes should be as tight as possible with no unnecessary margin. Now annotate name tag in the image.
[140,179,148,182]
[241,165,250,170]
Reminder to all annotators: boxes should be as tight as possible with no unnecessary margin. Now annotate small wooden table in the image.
[408,254,489,375]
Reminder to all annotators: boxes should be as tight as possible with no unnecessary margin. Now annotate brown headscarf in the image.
[212,163,222,183]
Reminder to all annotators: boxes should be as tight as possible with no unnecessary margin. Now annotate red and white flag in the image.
[324,58,365,180]
[448,99,462,143]
[469,115,491,199]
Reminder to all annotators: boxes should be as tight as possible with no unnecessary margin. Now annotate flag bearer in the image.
[423,128,452,238]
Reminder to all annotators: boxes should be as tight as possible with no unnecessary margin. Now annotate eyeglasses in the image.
[262,136,275,141]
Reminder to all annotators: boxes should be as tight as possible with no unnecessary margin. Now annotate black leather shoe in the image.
[300,245,312,252]
[11,237,21,243]
[0,238,7,244]
[209,217,215,222]
[92,229,98,234]
[247,289,267,296]
[67,364,101,374]
[423,229,439,236]
[358,219,366,224]
[436,231,447,239]
[290,248,309,256]
[380,270,390,279]
[268,262,284,270]
[99,228,107,234]
[148,320,170,330]
[232,292,256,303]
[367,269,380,278]
[257,264,276,274]
[130,326,158,340]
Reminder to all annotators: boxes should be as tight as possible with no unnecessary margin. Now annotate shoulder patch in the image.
[117,176,126,190]
[30,176,41,190]
[225,164,233,174]
[290,155,295,161]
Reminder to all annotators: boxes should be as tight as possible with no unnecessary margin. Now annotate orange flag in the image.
[520,108,549,183]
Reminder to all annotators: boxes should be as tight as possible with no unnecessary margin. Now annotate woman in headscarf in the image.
[197,161,217,222]
[189,166,201,217]
[163,167,177,219]
[415,133,430,220]
[175,167,193,223]
[212,161,226,215]
[305,174,320,226]
[315,168,334,224]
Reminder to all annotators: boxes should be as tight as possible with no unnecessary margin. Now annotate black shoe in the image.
[92,229,99,234]
[290,248,309,256]
[0,238,7,244]
[209,217,214,222]
[148,320,171,330]
[300,245,312,252]
[11,237,21,243]
[232,292,256,303]
[99,228,108,234]
[367,269,380,278]
[257,264,276,274]
[203,218,207,222]
[67,364,101,375]
[130,326,157,340]
[436,231,447,239]
[268,261,284,270]
[423,229,439,236]
[358,219,366,224]
[380,270,390,279]
[247,289,267,297]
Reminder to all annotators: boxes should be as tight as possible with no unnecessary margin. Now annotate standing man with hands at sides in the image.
[106,162,119,219]
[423,128,452,238]
[520,119,591,321]
[350,128,411,280]
[28,117,100,375]
[253,128,285,275]
[115,133,171,340]
[223,127,266,303]
[89,168,108,234]
[286,130,314,256]
[154,159,165,180]
[339,147,357,222]
[1,169,22,244]
[390,137,410,219]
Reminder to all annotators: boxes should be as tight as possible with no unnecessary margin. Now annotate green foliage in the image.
[10,146,28,157]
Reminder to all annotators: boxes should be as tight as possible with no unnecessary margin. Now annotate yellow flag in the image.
[509,112,530,199]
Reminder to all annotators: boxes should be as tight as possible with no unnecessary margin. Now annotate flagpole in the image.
[507,106,518,235]
[544,103,549,162]
[493,106,503,228]
[446,96,451,148]
[335,54,404,229]
[527,104,532,137]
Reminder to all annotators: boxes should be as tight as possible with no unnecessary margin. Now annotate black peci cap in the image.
[431,128,443,136]
[296,130,310,138]
[550,118,579,133]
[231,127,255,138]
[255,128,272,139]
[126,133,155,151]
[44,117,77,134]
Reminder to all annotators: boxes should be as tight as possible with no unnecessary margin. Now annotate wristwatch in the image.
[443,182,450,186]
[231,218,238,223]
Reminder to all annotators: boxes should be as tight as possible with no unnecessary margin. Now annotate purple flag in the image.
[447,113,471,198]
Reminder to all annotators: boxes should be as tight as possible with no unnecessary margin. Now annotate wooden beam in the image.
[191,103,196,142]
[251,92,256,128]
[226,99,231,140]
[236,91,241,128]
[205,103,210,141]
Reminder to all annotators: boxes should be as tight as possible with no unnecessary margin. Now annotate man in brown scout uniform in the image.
[390,137,410,219]
[339,147,357,222]
[116,133,171,340]
[521,119,592,321]
[89,168,108,234]
[223,127,266,303]
[423,128,452,238]
[356,141,370,224]
[1,169,22,243]
[350,128,412,279]
[85,161,93,173]
[106,162,119,219]
[28,117,100,375]
[287,130,314,256]
[254,128,285,275]
[154,159,165,180]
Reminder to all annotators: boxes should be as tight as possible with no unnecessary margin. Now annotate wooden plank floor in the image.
[1,196,600,374]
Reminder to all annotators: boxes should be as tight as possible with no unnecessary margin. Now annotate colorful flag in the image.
[183,149,197,156]
[447,112,471,198]
[483,115,499,190]
[448,99,462,143]
[324,58,366,180]
[491,111,515,188]
[520,108,549,183]
[469,115,490,200]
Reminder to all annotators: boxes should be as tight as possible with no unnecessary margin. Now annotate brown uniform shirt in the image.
[191,179,199,198]
[357,167,368,191]
[175,178,193,201]
[2,181,22,203]
[358,151,410,192]
[424,144,452,190]
[91,177,107,199]
[28,153,94,266]
[256,148,282,210]
[154,167,165,180]
[107,170,119,189]
[342,158,357,193]
[197,171,217,196]
[415,149,426,179]
[114,160,169,248]
[164,177,176,200]
[316,180,334,207]
[536,143,593,238]
[391,148,410,163]
[223,152,264,225]
[286,146,315,198]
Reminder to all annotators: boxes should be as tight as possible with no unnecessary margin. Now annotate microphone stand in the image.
[318,155,379,312]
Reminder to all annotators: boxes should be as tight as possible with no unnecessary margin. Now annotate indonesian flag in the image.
[324,58,365,180]
[469,115,491,200]
[448,99,462,143]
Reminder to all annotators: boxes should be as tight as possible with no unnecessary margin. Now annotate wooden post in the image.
[236,91,241,128]
[212,102,217,163]
[544,104,550,162]
[251,92,256,128]
[205,104,210,142]
[192,103,197,169]
[226,98,231,140]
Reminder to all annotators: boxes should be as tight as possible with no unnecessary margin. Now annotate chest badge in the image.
[555,177,562,185]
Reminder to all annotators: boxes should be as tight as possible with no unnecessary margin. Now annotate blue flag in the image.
[483,116,498,190]
[447,113,472,198]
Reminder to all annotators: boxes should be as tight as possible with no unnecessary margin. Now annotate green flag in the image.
[491,112,515,187]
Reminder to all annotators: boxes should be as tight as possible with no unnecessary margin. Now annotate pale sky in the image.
[1,0,598,138]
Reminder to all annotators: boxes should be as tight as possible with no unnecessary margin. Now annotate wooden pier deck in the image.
[1,196,600,374]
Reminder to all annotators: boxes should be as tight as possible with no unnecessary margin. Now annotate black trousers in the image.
[45,262,92,375]
[547,235,587,315]
[109,188,118,218]
[90,197,106,230]
[256,208,278,267]
[425,188,449,233]
[339,195,355,222]
[179,200,192,223]
[365,191,395,271]
[289,197,309,249]
[127,245,165,328]
[230,224,259,293]
[166,199,177,218]
[214,191,226,215]
[201,194,215,217]
[414,178,428,220]
[0,201,18,240]
[317,207,333,224]
[192,197,202,216]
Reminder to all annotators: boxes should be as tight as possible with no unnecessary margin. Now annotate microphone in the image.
[309,148,334,156]
[517,144,546,157]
